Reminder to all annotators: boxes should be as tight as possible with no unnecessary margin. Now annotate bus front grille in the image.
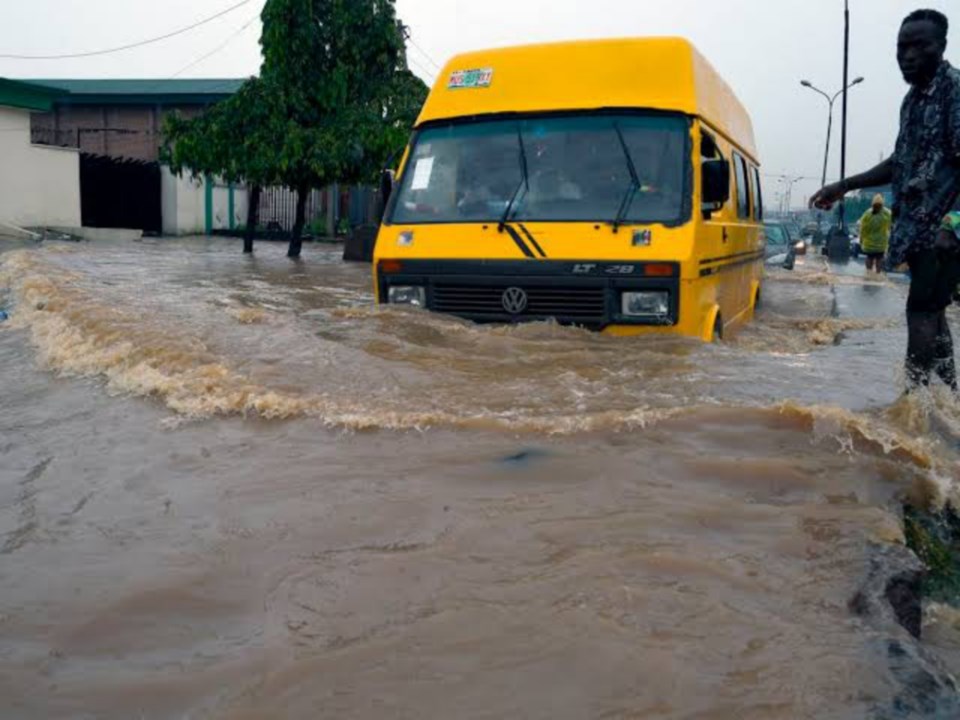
[431,284,607,322]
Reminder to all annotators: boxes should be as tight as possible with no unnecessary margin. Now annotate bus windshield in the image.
[389,113,691,226]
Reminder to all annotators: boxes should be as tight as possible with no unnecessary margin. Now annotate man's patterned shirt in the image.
[888,61,960,266]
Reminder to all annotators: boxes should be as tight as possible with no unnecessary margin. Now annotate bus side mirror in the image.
[702,159,731,207]
[377,169,396,224]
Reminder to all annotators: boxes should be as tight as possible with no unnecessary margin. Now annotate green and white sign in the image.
[448,68,494,90]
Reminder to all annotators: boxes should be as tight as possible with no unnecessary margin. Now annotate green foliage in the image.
[379,69,430,169]
[904,504,960,605]
[162,78,281,187]
[258,0,423,188]
[307,218,327,237]
[162,0,429,193]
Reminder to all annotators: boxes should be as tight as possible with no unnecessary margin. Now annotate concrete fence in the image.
[0,106,81,230]
[161,168,249,236]
[161,167,378,238]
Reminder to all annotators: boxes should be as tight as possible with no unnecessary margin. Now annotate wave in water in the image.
[2,245,960,496]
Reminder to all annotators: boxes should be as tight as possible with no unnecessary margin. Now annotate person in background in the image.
[859,194,892,274]
[810,9,960,390]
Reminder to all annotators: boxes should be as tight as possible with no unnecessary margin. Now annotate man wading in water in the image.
[811,9,960,390]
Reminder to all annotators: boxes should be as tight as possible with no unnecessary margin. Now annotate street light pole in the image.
[822,95,835,190]
[839,0,851,229]
[777,175,804,216]
[801,76,864,190]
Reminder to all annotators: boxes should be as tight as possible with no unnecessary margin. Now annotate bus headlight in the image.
[621,291,669,317]
[387,286,426,307]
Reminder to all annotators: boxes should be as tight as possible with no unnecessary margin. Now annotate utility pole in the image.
[818,0,854,261]
[839,0,851,230]
[777,175,804,216]
[800,76,864,189]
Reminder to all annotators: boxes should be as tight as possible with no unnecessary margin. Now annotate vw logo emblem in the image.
[501,287,529,315]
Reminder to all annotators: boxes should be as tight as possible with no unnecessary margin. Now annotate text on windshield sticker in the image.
[449,68,494,90]
[410,157,435,190]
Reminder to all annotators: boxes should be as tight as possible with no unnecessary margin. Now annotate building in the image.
[3,78,362,238]
[0,79,81,232]
[6,79,246,236]
[27,79,244,161]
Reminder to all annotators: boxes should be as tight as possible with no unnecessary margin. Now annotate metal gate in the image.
[255,186,379,235]
[80,153,162,234]
[256,187,324,232]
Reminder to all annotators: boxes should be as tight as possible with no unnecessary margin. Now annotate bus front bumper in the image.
[377,260,680,330]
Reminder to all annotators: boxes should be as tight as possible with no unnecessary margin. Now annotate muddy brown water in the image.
[2,237,960,719]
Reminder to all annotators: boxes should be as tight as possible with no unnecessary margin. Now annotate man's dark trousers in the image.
[906,248,960,388]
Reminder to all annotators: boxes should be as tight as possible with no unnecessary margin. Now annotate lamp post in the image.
[800,76,864,190]
[840,0,851,231]
[778,176,804,216]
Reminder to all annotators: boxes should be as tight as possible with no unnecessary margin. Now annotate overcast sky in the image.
[2,0,958,207]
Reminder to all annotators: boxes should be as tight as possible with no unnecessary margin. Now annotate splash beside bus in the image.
[374,38,764,342]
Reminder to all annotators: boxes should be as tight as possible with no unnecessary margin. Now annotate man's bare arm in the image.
[810,157,895,209]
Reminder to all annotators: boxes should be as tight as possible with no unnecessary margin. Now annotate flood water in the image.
[2,237,960,719]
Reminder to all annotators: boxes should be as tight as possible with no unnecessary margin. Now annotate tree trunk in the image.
[288,183,308,258]
[243,185,261,254]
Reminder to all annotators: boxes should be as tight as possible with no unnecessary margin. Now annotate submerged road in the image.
[1,238,959,719]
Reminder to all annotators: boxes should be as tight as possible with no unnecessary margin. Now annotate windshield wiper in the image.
[498,126,529,233]
[612,122,641,234]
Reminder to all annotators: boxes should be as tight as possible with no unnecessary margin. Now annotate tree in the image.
[163,0,426,259]
[258,0,411,258]
[373,68,431,173]
[163,79,282,253]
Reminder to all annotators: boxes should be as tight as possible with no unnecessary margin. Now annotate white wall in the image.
[0,106,81,229]
[211,183,248,232]
[161,166,248,236]
[233,188,249,230]
[161,167,205,235]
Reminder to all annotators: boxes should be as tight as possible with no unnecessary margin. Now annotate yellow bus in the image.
[374,38,764,342]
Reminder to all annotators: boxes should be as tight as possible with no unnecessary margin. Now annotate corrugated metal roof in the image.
[17,79,246,106]
[27,79,246,95]
[0,77,65,112]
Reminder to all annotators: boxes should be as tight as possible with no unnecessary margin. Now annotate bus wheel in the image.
[754,287,762,311]
[712,314,724,343]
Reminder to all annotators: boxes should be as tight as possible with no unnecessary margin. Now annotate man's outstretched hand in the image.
[809,182,846,210]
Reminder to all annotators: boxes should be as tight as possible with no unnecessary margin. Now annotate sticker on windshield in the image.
[410,157,435,190]
[449,68,494,90]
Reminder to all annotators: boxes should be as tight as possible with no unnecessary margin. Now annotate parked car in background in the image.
[791,222,816,255]
[763,222,797,270]
[784,222,808,256]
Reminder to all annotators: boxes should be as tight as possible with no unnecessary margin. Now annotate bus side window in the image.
[752,167,764,221]
[732,152,750,219]
[700,130,726,214]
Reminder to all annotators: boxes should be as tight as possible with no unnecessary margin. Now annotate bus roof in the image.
[417,37,758,162]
